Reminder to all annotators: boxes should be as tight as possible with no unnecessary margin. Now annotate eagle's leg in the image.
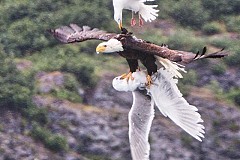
[139,14,144,27]
[120,59,139,81]
[146,75,153,86]
[131,11,136,26]
[140,56,157,87]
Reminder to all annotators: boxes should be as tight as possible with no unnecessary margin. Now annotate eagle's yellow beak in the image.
[96,44,106,54]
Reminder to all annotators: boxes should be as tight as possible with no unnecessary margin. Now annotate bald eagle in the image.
[112,69,205,160]
[112,0,159,28]
[49,24,228,86]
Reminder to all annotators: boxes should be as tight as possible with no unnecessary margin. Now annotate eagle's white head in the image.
[96,39,124,54]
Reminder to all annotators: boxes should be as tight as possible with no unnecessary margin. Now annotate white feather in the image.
[112,69,205,142]
[112,69,205,160]
[107,39,124,52]
[148,68,205,141]
[156,56,186,78]
[96,39,123,54]
[129,91,154,160]
[113,0,159,23]
[112,71,146,92]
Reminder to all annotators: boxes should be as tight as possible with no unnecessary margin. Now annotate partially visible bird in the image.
[112,69,205,160]
[113,0,159,29]
[112,71,154,160]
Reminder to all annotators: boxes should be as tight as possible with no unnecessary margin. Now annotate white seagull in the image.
[112,0,159,29]
[112,69,205,160]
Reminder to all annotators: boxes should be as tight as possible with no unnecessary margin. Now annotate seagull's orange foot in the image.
[120,72,134,81]
[139,18,144,27]
[131,18,136,26]
[146,75,153,88]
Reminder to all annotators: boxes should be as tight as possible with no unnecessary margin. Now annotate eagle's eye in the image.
[103,45,107,47]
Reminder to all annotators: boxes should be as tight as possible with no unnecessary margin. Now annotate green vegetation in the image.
[24,107,49,125]
[0,0,113,56]
[166,29,205,51]
[225,88,240,106]
[178,70,198,96]
[211,63,227,76]
[202,22,225,35]
[170,0,209,29]
[207,80,240,107]
[31,123,68,152]
[159,0,240,31]
[84,155,112,160]
[0,0,240,156]
[224,15,240,33]
[0,49,34,110]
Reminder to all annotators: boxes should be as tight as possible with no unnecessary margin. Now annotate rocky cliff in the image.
[0,62,239,160]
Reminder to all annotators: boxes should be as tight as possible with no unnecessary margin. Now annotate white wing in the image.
[112,0,158,23]
[112,72,153,160]
[156,56,186,78]
[129,90,154,160]
[149,68,205,141]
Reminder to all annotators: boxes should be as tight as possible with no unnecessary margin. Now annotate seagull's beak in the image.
[118,21,123,30]
[96,45,106,54]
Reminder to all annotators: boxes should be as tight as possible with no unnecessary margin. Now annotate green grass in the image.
[202,21,226,35]
[166,29,206,52]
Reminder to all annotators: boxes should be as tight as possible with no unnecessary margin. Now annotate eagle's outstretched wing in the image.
[149,69,205,141]
[48,24,116,43]
[120,35,229,64]
[49,24,228,64]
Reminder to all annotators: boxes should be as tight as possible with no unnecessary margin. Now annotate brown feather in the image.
[117,34,228,64]
[48,24,116,43]
[49,24,229,76]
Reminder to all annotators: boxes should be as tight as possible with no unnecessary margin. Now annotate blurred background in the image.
[0,0,240,159]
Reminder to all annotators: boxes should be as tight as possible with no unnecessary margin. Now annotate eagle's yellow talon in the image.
[120,73,127,79]
[120,72,134,81]
[146,75,153,88]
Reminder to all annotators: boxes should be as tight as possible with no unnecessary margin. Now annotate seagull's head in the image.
[96,39,124,54]
[114,10,123,29]
[115,18,122,30]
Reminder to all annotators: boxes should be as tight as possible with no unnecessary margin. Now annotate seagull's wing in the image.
[149,68,205,141]
[112,72,153,160]
[129,90,154,160]
[48,24,116,43]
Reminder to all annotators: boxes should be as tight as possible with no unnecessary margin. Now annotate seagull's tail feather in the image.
[149,69,205,141]
[139,4,159,22]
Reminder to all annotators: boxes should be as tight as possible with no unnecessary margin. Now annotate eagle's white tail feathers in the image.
[149,69,205,141]
[156,56,186,78]
[139,4,159,22]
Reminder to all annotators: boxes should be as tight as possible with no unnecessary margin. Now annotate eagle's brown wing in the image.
[120,35,229,63]
[48,24,117,43]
